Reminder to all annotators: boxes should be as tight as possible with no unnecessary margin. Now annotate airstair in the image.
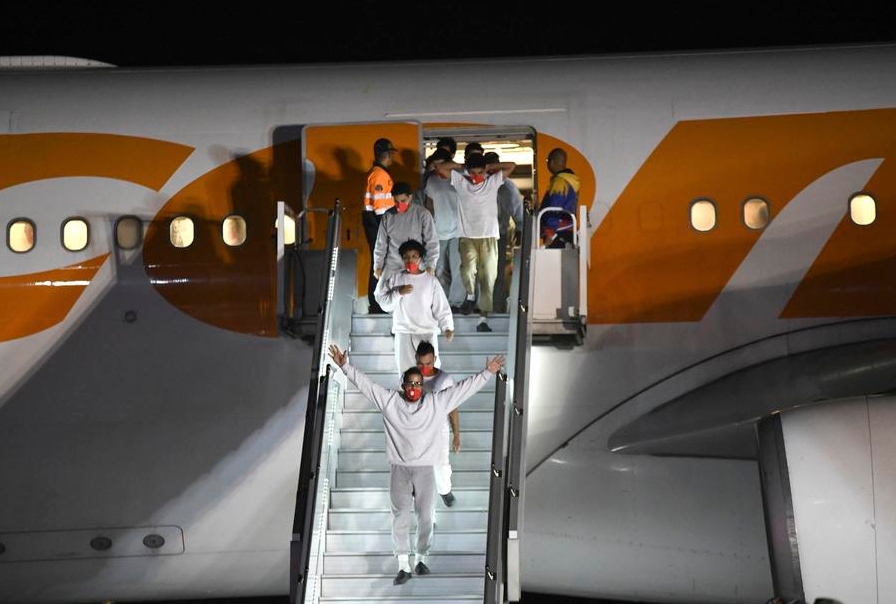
[317,312,509,602]
[289,201,536,604]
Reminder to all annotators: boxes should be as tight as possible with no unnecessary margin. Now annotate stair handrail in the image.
[534,206,577,248]
[483,204,533,604]
[289,199,343,604]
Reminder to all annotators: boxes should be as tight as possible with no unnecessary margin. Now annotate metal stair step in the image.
[323,551,485,575]
[319,597,481,604]
[330,487,490,509]
[338,429,495,450]
[320,573,483,597]
[341,409,494,430]
[325,530,486,553]
[329,509,488,531]
[352,315,510,334]
[350,333,509,353]
[336,469,490,489]
[337,450,492,472]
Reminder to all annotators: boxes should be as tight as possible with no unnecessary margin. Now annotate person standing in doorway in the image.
[539,147,580,249]
[423,148,465,309]
[433,152,516,332]
[484,151,523,313]
[363,137,398,313]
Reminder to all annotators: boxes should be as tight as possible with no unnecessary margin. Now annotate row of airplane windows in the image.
[687,193,875,232]
[3,193,877,253]
[4,215,299,253]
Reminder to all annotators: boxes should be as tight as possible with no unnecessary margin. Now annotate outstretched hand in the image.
[485,354,505,375]
[328,344,347,367]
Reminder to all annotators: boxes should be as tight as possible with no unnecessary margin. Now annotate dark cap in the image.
[483,151,500,163]
[374,138,398,156]
[464,142,484,157]
[392,181,413,197]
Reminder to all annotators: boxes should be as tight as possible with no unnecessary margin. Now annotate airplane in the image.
[2,41,896,604]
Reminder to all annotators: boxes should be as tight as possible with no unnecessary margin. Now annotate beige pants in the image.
[459,237,498,315]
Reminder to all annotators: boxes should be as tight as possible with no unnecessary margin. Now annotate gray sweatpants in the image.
[390,464,436,557]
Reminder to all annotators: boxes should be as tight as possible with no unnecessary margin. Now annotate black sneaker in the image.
[459,299,475,315]
[414,562,431,575]
[393,569,412,585]
[441,491,456,507]
[476,322,492,332]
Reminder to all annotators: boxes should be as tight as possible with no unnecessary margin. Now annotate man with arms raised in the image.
[327,344,505,585]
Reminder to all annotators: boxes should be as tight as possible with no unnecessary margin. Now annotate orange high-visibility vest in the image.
[364,165,394,214]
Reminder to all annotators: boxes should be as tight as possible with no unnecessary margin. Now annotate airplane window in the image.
[62,218,89,251]
[170,216,194,248]
[274,215,297,246]
[743,197,770,229]
[689,199,716,232]
[223,215,247,247]
[284,215,296,245]
[850,193,876,226]
[115,216,143,250]
[8,219,35,253]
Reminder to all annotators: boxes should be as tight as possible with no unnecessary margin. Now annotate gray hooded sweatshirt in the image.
[342,363,491,465]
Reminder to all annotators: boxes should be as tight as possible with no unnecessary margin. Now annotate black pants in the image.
[362,210,384,313]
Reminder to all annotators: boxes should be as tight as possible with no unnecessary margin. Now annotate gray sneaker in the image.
[441,491,456,507]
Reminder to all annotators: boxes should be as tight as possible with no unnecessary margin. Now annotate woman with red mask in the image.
[375,239,455,380]
[327,343,504,585]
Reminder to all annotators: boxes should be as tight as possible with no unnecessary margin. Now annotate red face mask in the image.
[419,365,435,377]
[405,261,419,273]
[469,173,485,185]
[396,201,410,213]
[403,385,422,402]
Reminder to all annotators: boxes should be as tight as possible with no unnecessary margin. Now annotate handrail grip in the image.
[534,207,577,247]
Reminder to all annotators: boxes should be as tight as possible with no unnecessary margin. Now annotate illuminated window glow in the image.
[63,218,89,251]
[743,198,770,230]
[275,215,297,246]
[170,216,194,248]
[223,215,247,247]
[690,199,716,232]
[850,193,876,226]
[9,219,35,253]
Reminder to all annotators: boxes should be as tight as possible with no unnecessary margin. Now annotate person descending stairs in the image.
[317,310,510,602]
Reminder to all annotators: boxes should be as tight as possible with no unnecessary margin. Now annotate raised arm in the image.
[487,161,516,178]
[328,344,392,411]
[433,159,463,179]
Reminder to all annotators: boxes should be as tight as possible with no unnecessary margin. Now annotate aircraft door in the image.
[302,122,422,307]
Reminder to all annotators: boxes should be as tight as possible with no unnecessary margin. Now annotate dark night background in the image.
[1,2,891,603]
[1,2,896,67]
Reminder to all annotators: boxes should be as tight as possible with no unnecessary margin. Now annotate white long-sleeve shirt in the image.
[374,271,454,335]
[342,363,491,465]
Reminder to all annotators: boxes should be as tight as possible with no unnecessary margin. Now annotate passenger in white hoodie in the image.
[327,343,505,585]
[375,239,454,380]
